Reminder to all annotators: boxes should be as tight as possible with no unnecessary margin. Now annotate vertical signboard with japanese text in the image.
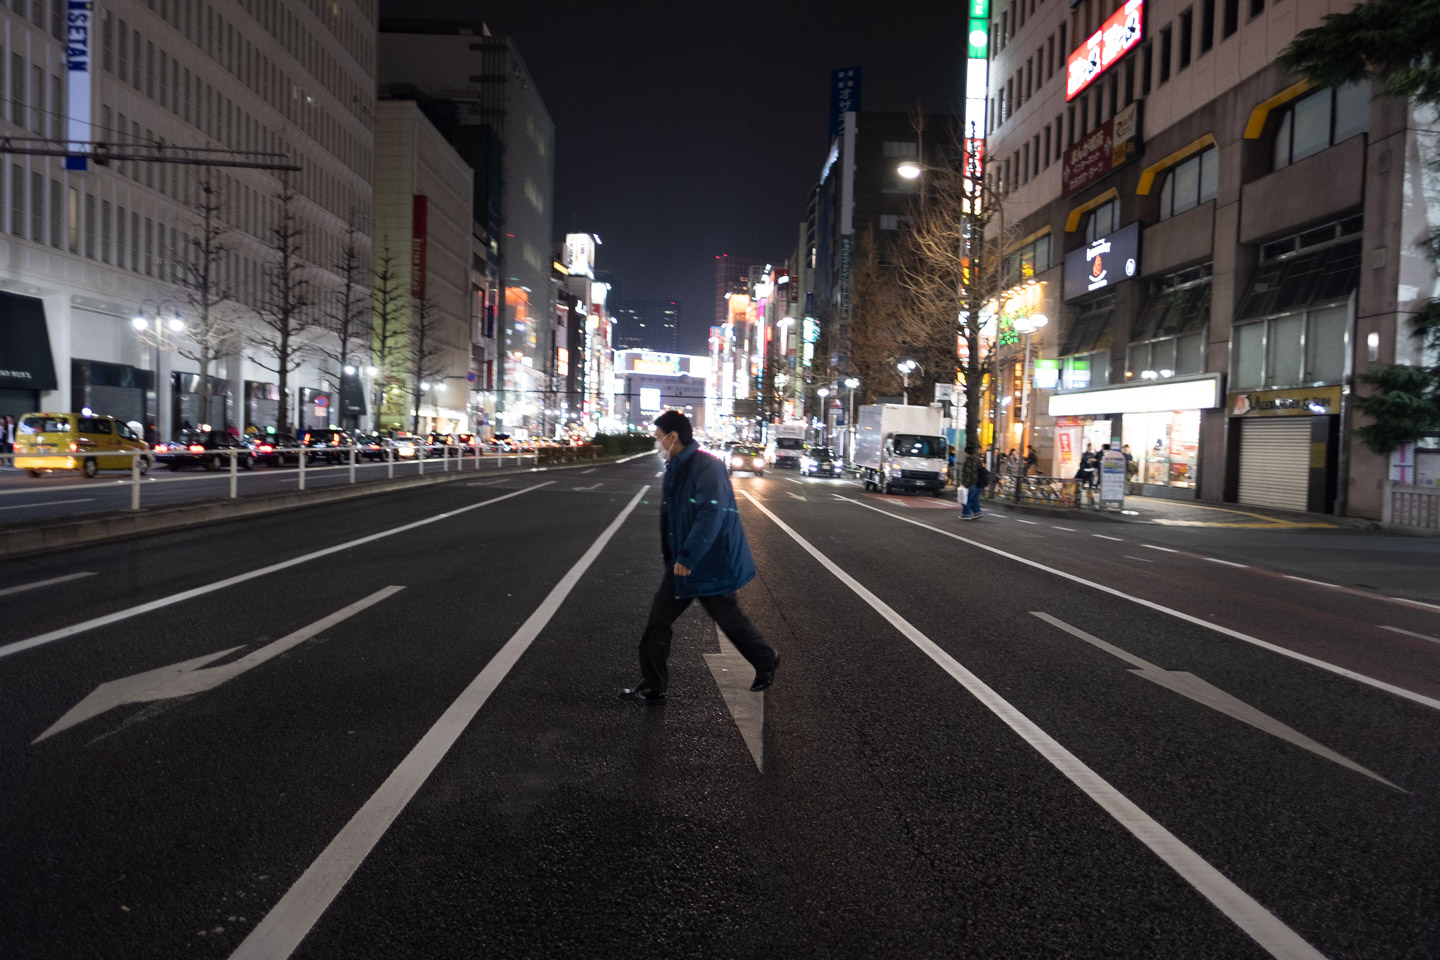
[411,196,428,298]
[830,67,862,139]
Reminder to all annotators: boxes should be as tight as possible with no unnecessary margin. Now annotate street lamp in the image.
[817,386,831,445]
[132,299,184,439]
[844,377,860,463]
[897,359,918,405]
[1013,312,1049,461]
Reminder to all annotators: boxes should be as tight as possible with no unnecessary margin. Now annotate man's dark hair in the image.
[965,444,975,454]
[653,410,693,445]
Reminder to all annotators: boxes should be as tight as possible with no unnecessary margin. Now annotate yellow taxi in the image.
[13,412,152,478]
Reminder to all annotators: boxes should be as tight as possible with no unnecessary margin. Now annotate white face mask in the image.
[656,434,673,462]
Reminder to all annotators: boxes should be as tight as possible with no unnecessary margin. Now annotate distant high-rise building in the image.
[715,254,765,329]
[613,301,681,353]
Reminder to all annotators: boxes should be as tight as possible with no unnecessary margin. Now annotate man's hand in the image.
[673,562,691,576]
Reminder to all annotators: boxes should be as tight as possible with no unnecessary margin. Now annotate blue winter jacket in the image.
[661,441,757,599]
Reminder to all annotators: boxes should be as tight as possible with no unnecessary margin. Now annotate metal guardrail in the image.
[990,474,1098,510]
[0,444,559,513]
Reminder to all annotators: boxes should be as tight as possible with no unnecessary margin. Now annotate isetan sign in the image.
[1066,0,1144,102]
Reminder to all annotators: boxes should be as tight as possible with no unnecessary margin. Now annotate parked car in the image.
[13,412,152,478]
[245,432,299,467]
[154,430,254,471]
[800,446,845,477]
[425,433,462,457]
[299,428,354,463]
[727,444,767,477]
[354,432,395,461]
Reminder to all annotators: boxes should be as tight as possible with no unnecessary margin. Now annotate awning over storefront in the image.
[0,292,58,390]
[1048,373,1223,417]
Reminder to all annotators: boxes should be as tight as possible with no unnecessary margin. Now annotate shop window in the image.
[1157,148,1218,220]
[1232,323,1264,389]
[1084,200,1118,243]
[1061,351,1110,390]
[1305,305,1348,383]
[1231,305,1349,390]
[1003,234,1052,286]
[1273,82,1370,170]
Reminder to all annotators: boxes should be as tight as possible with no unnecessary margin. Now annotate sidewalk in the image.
[978,487,1379,531]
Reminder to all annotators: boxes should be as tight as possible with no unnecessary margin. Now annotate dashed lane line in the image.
[1143,544,1179,553]
[1093,534,1123,541]
[839,495,1440,714]
[0,571,96,597]
[0,482,555,661]
[1052,525,1077,532]
[1378,625,1440,646]
[1205,558,1249,568]
[1124,555,1156,563]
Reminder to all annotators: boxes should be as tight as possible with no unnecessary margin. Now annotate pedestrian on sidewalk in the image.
[960,444,986,519]
[621,410,779,705]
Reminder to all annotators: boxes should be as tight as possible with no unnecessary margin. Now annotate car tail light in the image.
[188,444,205,453]
[258,444,273,452]
[154,443,169,452]
[68,441,78,453]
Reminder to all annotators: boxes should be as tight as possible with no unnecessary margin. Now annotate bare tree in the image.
[894,129,1016,446]
[250,177,314,434]
[371,241,408,431]
[408,294,450,435]
[316,216,370,429]
[845,225,912,403]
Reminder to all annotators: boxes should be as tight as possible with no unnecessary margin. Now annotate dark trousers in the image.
[638,569,775,693]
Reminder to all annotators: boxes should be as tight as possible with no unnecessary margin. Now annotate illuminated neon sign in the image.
[1066,0,1143,102]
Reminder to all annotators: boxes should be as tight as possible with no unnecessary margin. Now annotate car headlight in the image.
[731,456,743,467]
[753,457,765,469]
[801,457,816,469]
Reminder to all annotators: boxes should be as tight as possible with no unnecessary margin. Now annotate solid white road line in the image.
[1389,597,1440,612]
[741,492,1328,960]
[0,571,96,597]
[0,498,95,511]
[580,468,597,474]
[1052,525,1077,532]
[1285,576,1339,589]
[1093,534,1123,541]
[0,482,554,661]
[228,485,650,960]
[1013,518,1038,525]
[1124,555,1156,563]
[839,497,1440,714]
[1143,544,1179,553]
[1205,558,1249,568]
[1378,625,1440,646]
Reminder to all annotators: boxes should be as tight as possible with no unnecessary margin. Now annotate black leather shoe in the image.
[750,653,779,692]
[619,686,666,705]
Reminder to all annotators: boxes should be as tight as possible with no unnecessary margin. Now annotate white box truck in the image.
[855,404,949,495]
[771,421,807,470]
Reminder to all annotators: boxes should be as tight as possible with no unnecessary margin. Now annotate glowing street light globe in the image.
[896,161,923,180]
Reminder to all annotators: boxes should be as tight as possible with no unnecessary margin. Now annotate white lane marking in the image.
[0,498,96,511]
[1286,576,1339,589]
[0,482,554,661]
[1390,597,1440,612]
[615,451,652,463]
[465,479,504,487]
[1205,558,1249,568]
[34,587,405,743]
[580,468,597,474]
[1031,613,1401,791]
[786,477,805,485]
[742,491,1329,960]
[704,625,765,772]
[574,483,602,491]
[1378,625,1440,646]
[1143,544,1178,553]
[0,571,96,597]
[1052,525,1077,532]
[840,497,1440,714]
[787,492,807,502]
[229,485,649,960]
[1093,534,1123,541]
[1124,555,1156,563]
[1013,518,1038,525]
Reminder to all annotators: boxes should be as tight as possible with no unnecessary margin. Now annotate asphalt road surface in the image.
[2,456,1437,959]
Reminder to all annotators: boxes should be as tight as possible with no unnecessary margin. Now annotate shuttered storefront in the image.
[1237,418,1311,511]
[85,385,145,424]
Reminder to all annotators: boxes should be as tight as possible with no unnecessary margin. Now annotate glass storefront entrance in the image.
[1124,410,1200,488]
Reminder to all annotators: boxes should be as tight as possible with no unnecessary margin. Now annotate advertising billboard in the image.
[1066,0,1144,102]
[1062,102,1140,197]
[1063,221,1141,301]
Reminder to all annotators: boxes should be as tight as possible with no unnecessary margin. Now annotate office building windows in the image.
[1158,148,1219,219]
[1273,82,1370,169]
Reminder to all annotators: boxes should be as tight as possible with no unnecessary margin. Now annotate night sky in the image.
[377,1,971,354]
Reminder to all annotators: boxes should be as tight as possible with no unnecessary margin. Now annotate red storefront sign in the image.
[1061,102,1139,197]
[1066,0,1144,102]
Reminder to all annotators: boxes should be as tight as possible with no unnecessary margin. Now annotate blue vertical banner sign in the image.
[65,1,94,171]
[829,66,862,138]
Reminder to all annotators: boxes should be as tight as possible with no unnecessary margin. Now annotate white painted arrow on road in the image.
[34,586,405,744]
[1032,611,1404,792]
[704,625,765,772]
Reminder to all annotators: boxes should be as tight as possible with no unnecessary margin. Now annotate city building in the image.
[2,0,378,438]
[371,99,472,433]
[613,350,710,435]
[377,20,555,437]
[611,300,680,353]
[982,0,1439,518]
